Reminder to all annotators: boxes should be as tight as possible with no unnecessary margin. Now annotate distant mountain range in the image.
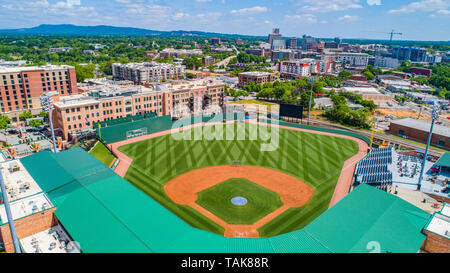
[0,24,263,38]
[0,24,448,45]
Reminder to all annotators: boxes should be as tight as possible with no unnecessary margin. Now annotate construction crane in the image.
[389,30,402,47]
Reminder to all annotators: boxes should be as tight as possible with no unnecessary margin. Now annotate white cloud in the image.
[195,0,212,2]
[389,0,450,14]
[366,0,381,5]
[298,0,363,13]
[284,14,318,24]
[437,9,450,14]
[230,6,268,15]
[338,14,359,21]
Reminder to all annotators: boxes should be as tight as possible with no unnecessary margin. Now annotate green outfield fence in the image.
[96,112,370,145]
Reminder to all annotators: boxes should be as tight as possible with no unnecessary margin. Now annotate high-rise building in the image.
[287,38,299,49]
[392,47,427,62]
[0,65,79,121]
[271,39,286,50]
[301,35,317,51]
[267,28,282,46]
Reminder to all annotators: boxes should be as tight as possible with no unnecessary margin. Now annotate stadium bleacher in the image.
[355,147,394,191]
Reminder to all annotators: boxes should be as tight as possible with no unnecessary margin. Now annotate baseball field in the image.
[116,122,361,237]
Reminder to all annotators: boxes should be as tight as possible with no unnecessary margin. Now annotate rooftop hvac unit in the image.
[9,162,20,173]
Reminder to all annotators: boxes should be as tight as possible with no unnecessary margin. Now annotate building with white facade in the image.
[374,56,400,69]
[337,53,370,67]
[278,59,334,79]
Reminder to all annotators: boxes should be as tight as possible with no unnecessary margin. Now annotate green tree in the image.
[39,110,49,118]
[0,115,11,129]
[29,119,43,127]
[338,70,352,80]
[19,111,33,121]
[299,91,315,109]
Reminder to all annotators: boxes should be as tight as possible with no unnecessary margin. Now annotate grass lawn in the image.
[196,178,283,225]
[230,99,278,111]
[118,123,359,237]
[89,141,116,167]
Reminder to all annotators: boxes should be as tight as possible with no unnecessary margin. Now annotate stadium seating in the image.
[355,147,393,191]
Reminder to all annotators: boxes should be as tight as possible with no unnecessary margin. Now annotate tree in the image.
[29,119,43,127]
[338,70,352,80]
[0,115,11,129]
[19,110,33,121]
[363,70,375,81]
[39,110,49,119]
[72,63,95,82]
[299,91,315,109]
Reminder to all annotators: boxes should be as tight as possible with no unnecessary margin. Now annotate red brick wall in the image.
[0,208,57,253]
[422,230,450,253]
[389,123,449,149]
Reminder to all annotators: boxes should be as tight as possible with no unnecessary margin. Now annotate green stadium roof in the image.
[20,148,429,253]
[435,152,450,168]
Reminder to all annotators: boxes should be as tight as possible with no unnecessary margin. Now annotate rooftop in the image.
[239,71,275,76]
[18,148,430,253]
[0,193,53,225]
[20,225,80,253]
[112,61,184,69]
[0,64,74,74]
[391,118,450,138]
[0,160,43,201]
[424,205,450,239]
[342,86,381,94]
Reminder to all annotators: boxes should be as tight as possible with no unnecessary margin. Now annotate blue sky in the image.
[0,0,449,40]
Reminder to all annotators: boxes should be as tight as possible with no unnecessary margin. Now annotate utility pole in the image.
[40,92,58,153]
[417,103,440,191]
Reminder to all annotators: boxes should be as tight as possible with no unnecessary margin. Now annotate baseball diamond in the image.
[114,121,367,238]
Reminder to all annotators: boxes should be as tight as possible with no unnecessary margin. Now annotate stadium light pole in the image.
[308,76,316,125]
[40,92,58,153]
[417,103,440,191]
[0,170,21,253]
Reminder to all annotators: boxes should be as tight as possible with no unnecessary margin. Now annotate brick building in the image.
[389,118,450,149]
[410,67,433,78]
[421,203,450,253]
[52,78,225,140]
[0,65,78,122]
[238,71,278,87]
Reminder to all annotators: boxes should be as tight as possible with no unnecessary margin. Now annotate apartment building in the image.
[52,78,225,140]
[278,59,334,79]
[112,62,185,84]
[238,71,278,87]
[159,48,203,58]
[0,65,78,121]
[337,53,370,67]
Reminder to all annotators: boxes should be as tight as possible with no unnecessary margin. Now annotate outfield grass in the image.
[89,141,116,167]
[196,178,283,225]
[118,123,359,237]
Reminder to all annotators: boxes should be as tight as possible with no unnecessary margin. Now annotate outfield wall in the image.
[99,112,371,146]
[97,115,173,144]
